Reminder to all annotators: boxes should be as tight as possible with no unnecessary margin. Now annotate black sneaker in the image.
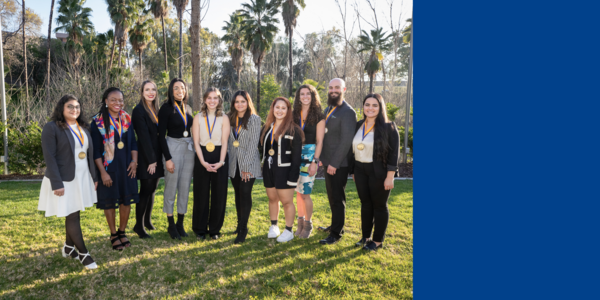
[355,237,371,247]
[196,234,206,241]
[362,241,382,251]
[319,235,340,245]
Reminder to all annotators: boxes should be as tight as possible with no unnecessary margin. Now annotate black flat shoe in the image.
[133,223,152,239]
[319,235,340,245]
[317,226,331,232]
[210,235,219,240]
[355,237,371,247]
[196,234,206,240]
[362,241,382,251]
[234,228,248,244]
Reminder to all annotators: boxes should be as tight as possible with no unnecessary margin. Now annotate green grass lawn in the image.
[0,179,412,299]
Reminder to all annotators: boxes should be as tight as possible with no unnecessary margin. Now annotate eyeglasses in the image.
[66,105,81,111]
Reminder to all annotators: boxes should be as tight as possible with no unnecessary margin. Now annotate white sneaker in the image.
[268,225,280,238]
[277,229,294,243]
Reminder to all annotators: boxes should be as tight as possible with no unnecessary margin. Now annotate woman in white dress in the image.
[38,94,99,270]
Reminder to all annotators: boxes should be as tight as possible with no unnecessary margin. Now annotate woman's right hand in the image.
[53,188,65,197]
[202,161,214,172]
[166,160,175,174]
[147,162,157,175]
[241,171,252,182]
[101,172,113,187]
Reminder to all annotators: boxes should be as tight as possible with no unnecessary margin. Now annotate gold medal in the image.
[78,151,86,159]
[357,143,365,151]
[206,142,215,152]
[117,141,125,149]
[269,149,275,156]
[233,140,240,147]
[183,130,189,137]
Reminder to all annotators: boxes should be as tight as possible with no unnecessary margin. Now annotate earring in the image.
[106,104,108,107]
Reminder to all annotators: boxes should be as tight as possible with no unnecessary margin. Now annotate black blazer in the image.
[260,125,303,186]
[41,121,98,190]
[321,101,357,169]
[348,119,400,180]
[132,103,164,179]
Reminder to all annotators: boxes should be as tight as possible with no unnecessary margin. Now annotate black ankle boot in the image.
[145,198,156,230]
[133,201,152,239]
[234,228,248,244]
[167,215,181,240]
[176,214,188,237]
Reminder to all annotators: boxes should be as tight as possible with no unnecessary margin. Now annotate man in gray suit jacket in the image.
[318,78,357,244]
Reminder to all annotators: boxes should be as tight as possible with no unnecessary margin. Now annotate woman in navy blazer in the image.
[348,93,399,251]
[132,80,164,238]
[91,87,139,250]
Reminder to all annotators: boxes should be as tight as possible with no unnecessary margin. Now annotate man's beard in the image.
[327,92,342,107]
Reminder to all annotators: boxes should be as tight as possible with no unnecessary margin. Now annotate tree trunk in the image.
[22,0,29,123]
[381,59,386,100]
[161,16,168,73]
[288,32,293,97]
[109,33,116,69]
[178,17,183,78]
[118,42,123,68]
[46,0,55,108]
[139,51,143,80]
[403,16,413,163]
[191,0,201,112]
[256,63,261,113]
[237,69,241,90]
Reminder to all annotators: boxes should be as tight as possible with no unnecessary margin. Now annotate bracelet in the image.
[220,161,225,166]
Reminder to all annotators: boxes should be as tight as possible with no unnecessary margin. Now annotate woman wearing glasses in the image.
[39,94,98,269]
[91,87,139,250]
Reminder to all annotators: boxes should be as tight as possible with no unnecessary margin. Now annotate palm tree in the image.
[173,0,189,78]
[239,0,279,113]
[402,18,412,44]
[46,0,56,107]
[150,0,170,73]
[129,12,154,80]
[222,12,245,89]
[106,0,138,68]
[55,0,94,66]
[95,29,115,64]
[22,0,29,122]
[357,27,392,93]
[279,0,305,97]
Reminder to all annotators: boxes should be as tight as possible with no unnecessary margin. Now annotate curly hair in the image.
[51,94,89,129]
[200,87,224,117]
[260,97,305,145]
[227,90,257,130]
[292,84,325,127]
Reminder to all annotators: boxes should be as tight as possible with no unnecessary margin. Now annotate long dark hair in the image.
[167,78,189,112]
[292,84,325,127]
[200,87,224,117]
[227,90,257,130]
[362,93,391,164]
[99,87,124,141]
[51,94,89,129]
[139,80,159,124]
[260,97,304,145]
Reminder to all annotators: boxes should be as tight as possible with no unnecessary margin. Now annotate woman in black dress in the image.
[132,80,164,238]
[91,87,139,250]
[348,93,399,251]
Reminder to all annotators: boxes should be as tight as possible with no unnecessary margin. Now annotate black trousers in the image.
[324,166,349,238]
[230,164,255,232]
[354,161,391,243]
[192,146,228,236]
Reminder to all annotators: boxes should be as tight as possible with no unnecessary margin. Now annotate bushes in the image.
[398,126,413,158]
[0,122,45,175]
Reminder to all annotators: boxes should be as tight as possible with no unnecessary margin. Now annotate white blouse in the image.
[198,112,224,146]
[352,129,374,163]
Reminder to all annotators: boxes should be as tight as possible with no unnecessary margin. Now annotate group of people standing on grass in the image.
[37,77,400,270]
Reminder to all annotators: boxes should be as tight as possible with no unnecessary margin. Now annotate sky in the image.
[25,0,412,43]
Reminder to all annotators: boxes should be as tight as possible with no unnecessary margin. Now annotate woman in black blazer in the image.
[132,80,164,238]
[227,90,262,244]
[38,94,98,269]
[260,97,304,243]
[348,93,399,251]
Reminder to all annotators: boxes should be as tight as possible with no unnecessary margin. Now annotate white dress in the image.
[38,125,98,217]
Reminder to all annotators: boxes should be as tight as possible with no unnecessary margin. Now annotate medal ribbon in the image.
[68,122,85,147]
[362,121,375,140]
[149,107,159,125]
[300,110,306,130]
[234,117,242,139]
[174,101,187,128]
[109,112,122,139]
[204,114,216,139]
[325,105,338,124]
[270,124,275,149]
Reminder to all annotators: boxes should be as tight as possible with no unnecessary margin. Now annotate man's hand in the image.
[327,165,337,175]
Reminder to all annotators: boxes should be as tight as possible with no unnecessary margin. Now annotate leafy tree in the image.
[172,0,189,78]
[276,0,305,97]
[259,74,280,120]
[129,5,153,79]
[222,12,245,89]
[149,0,170,72]
[239,0,279,113]
[402,18,412,44]
[105,0,138,69]
[357,27,392,93]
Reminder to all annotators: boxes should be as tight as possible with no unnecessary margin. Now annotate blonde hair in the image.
[200,87,224,117]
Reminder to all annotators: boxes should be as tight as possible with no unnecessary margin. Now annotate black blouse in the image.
[158,101,194,161]
[298,116,324,145]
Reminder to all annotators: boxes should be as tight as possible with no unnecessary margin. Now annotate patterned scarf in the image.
[92,110,131,169]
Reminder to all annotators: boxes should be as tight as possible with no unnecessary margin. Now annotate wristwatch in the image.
[220,161,226,166]
[313,157,320,165]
